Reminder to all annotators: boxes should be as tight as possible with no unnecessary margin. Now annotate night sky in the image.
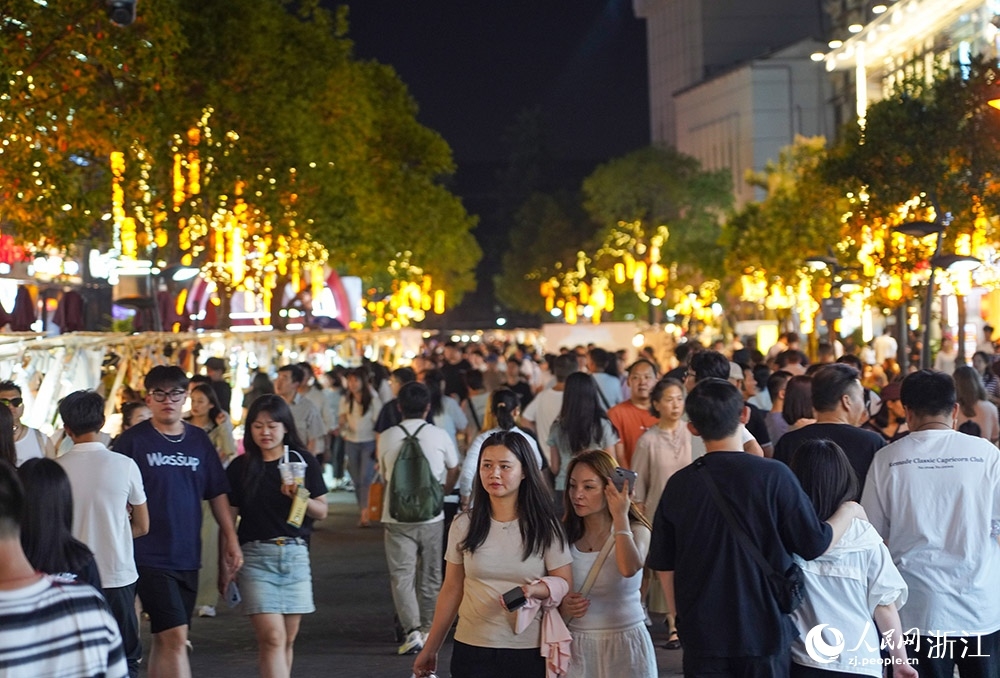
[337,0,650,321]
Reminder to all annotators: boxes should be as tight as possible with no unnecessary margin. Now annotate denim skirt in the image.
[239,541,315,615]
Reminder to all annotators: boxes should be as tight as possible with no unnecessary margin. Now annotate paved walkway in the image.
[142,492,684,677]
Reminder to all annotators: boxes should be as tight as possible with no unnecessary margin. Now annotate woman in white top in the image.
[338,367,382,526]
[459,389,543,509]
[954,365,1000,445]
[426,369,469,451]
[788,440,916,678]
[413,431,571,678]
[560,450,656,678]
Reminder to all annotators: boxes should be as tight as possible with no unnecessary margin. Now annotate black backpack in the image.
[389,423,443,522]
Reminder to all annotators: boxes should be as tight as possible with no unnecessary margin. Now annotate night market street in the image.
[154,491,684,677]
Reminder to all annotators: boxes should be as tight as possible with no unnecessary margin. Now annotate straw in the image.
[283,444,289,465]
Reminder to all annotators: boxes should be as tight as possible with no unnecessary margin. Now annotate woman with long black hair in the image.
[547,373,619,495]
[226,394,328,678]
[338,367,381,526]
[18,457,101,589]
[413,431,571,678]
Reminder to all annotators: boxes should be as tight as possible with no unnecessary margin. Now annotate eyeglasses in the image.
[0,397,23,408]
[150,389,187,403]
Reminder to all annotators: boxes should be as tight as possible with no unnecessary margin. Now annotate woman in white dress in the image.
[560,450,656,678]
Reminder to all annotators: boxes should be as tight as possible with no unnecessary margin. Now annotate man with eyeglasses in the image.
[112,365,242,678]
[0,380,55,466]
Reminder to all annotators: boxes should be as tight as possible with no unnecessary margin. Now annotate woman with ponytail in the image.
[458,389,545,510]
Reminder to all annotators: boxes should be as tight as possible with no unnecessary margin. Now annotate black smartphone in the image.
[501,586,527,611]
[611,467,638,492]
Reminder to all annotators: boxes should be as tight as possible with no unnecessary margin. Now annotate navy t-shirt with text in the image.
[113,419,230,570]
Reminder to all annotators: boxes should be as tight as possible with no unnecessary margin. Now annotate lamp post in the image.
[894,221,945,370]
[929,254,981,366]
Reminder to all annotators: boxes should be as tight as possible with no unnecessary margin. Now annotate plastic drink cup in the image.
[290,461,307,486]
[278,462,294,485]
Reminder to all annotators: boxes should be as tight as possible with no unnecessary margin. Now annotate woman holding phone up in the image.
[560,450,656,677]
[413,431,571,678]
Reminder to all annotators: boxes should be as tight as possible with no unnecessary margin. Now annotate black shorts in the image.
[136,567,198,634]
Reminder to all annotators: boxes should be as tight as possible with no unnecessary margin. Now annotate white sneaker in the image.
[197,605,216,618]
[397,629,424,655]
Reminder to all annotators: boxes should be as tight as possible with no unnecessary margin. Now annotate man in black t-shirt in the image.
[439,342,471,401]
[647,379,863,676]
[773,363,884,494]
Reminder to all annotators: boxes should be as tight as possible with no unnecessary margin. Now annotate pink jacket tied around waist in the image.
[513,576,571,678]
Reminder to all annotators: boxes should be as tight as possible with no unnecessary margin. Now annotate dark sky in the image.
[335,0,649,321]
[340,0,649,168]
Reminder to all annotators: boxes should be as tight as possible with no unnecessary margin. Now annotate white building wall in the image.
[675,42,833,207]
[634,0,825,149]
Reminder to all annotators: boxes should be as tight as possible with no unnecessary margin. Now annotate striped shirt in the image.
[0,575,127,678]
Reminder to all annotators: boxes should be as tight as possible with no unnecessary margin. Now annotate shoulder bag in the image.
[695,460,804,614]
[562,531,616,623]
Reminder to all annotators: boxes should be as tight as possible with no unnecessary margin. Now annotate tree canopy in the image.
[0,0,479,309]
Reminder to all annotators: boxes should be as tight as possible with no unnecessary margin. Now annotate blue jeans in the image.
[344,439,376,510]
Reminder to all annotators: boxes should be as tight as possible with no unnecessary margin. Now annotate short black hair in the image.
[775,349,808,369]
[553,354,579,382]
[901,369,956,417]
[626,358,659,377]
[59,391,105,436]
[688,351,730,382]
[766,370,792,401]
[0,380,20,395]
[392,367,417,385]
[811,363,861,412]
[278,364,305,385]
[398,382,431,419]
[685,378,744,442]
[205,357,226,371]
[144,365,189,392]
[836,354,863,370]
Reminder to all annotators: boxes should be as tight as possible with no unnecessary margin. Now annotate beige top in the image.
[631,424,692,521]
[446,513,571,649]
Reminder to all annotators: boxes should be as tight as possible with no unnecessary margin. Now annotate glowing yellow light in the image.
[433,290,445,315]
[614,263,626,284]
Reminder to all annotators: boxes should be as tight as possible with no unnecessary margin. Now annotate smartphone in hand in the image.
[501,586,527,611]
[611,467,638,492]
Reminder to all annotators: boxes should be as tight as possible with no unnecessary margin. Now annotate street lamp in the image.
[894,220,945,370]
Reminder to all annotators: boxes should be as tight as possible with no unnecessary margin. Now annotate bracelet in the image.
[614,530,633,537]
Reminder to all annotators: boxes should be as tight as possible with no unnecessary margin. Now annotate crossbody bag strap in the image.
[695,460,778,578]
[578,531,617,597]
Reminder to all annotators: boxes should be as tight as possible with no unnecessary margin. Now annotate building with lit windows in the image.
[822,0,1000,127]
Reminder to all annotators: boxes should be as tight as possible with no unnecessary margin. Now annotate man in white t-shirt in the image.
[57,390,149,678]
[873,326,899,365]
[378,382,459,657]
[862,369,1000,678]
[519,354,578,467]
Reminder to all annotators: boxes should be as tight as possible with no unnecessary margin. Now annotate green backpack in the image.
[389,423,443,522]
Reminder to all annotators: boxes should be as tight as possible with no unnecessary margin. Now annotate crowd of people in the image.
[0,329,998,678]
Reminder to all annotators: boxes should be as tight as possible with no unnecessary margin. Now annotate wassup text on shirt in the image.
[146,452,201,470]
